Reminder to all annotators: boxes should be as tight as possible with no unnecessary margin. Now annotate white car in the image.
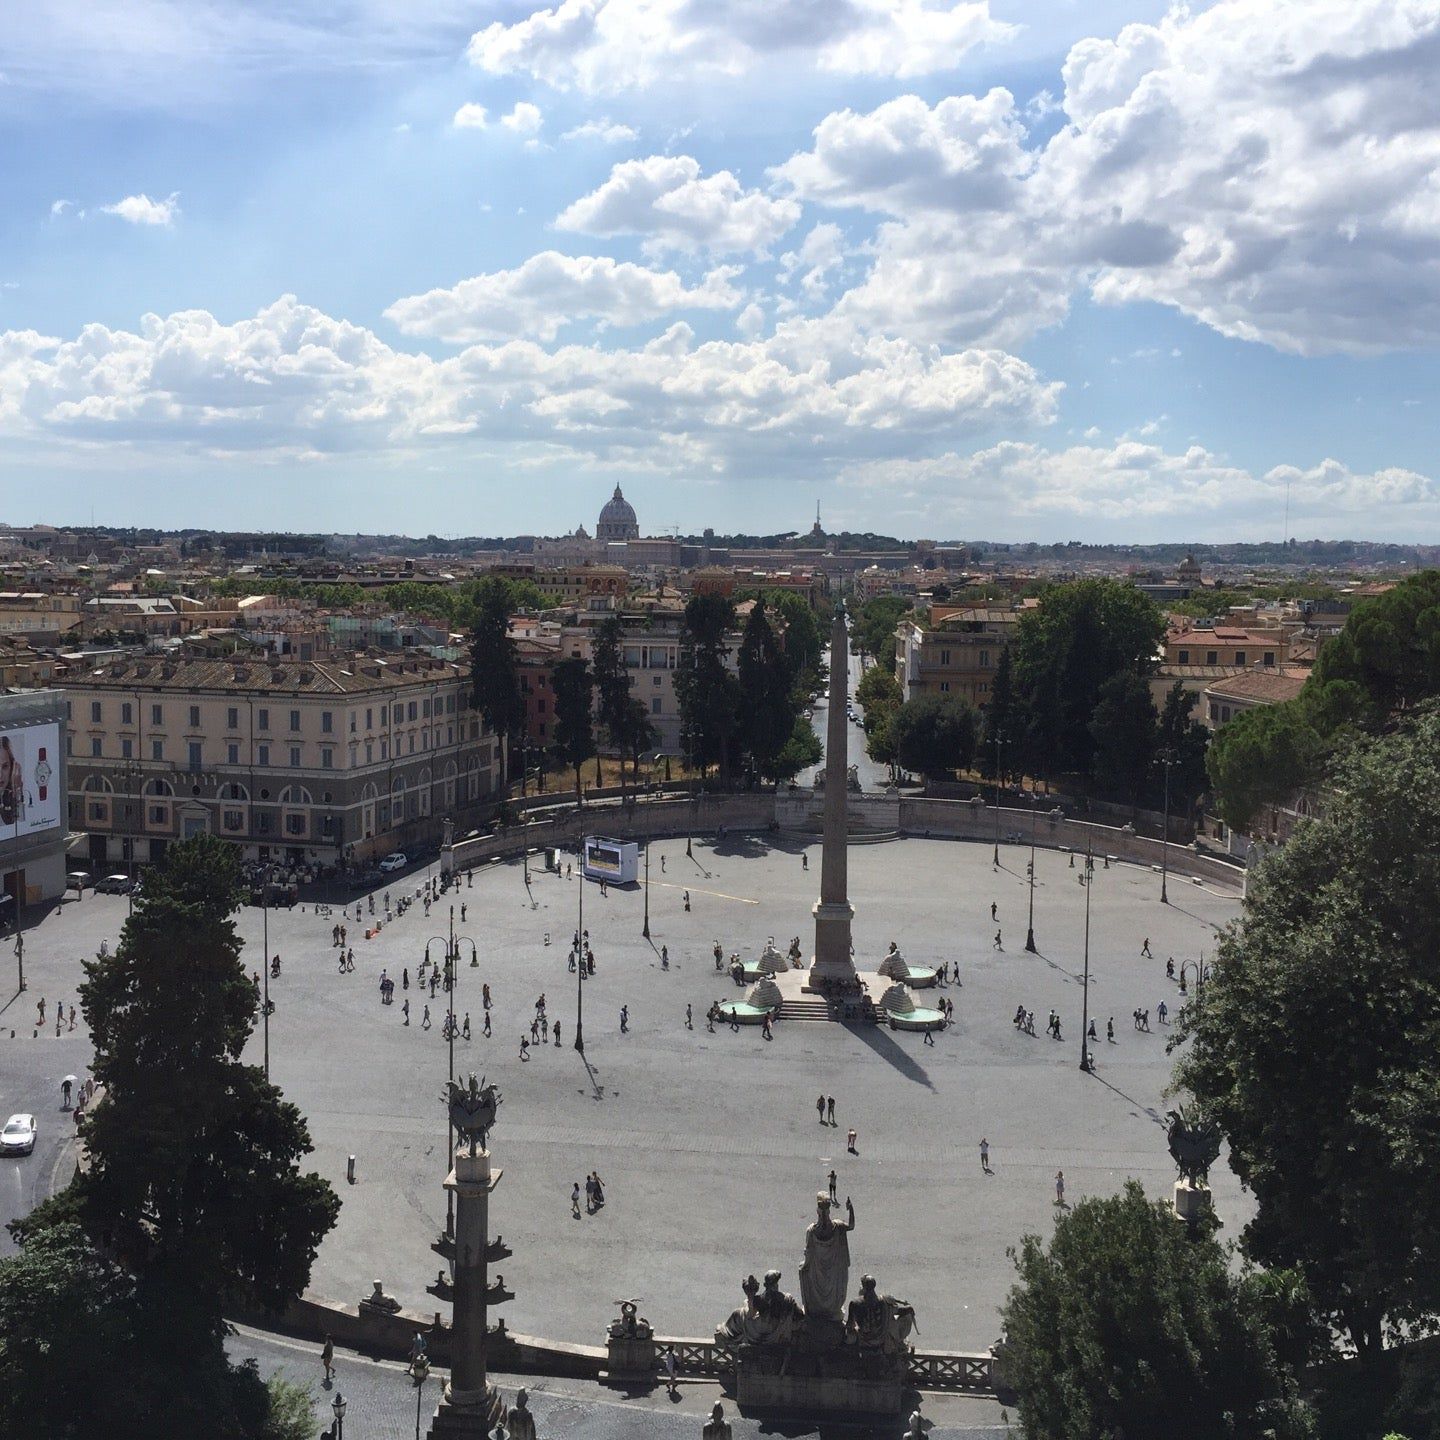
[378,852,408,874]
[1,1114,36,1156]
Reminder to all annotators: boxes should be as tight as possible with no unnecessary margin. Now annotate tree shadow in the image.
[843,1020,936,1092]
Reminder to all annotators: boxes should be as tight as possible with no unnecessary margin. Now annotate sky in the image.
[2,0,1439,545]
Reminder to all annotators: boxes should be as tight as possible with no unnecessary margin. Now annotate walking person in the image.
[520,1037,530,1061]
[463,1012,472,1040]
[422,1004,431,1030]
[990,901,997,921]
[662,1344,678,1398]
[827,1095,836,1125]
[802,853,809,871]
[846,1127,858,1155]
[553,1019,561,1046]
[403,998,410,1026]
[1142,937,1152,958]
[322,1334,335,1384]
[620,1005,629,1033]
[572,1182,582,1219]
[827,1169,838,1202]
[817,1095,826,1125]
[1055,1170,1066,1207]
[993,929,1003,951]
[683,890,690,911]
[922,1023,935,1046]
[979,1138,991,1174]
[686,1003,693,1030]
[483,1011,492,1038]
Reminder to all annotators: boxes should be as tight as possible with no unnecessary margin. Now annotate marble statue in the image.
[446,1072,501,1156]
[845,1274,917,1355]
[800,1194,855,1322]
[702,1400,733,1438]
[506,1387,536,1440]
[717,1270,800,1346]
[1166,1102,1221,1188]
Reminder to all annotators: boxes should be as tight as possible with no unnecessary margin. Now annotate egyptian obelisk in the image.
[809,605,857,989]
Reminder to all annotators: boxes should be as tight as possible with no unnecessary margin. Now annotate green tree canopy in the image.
[1176,710,1440,1362]
[1002,1182,1311,1440]
[1205,702,1323,833]
[675,593,741,779]
[889,693,977,780]
[738,600,797,781]
[551,656,595,795]
[1157,680,1212,812]
[1014,579,1165,775]
[469,576,525,770]
[1088,671,1158,804]
[853,595,914,671]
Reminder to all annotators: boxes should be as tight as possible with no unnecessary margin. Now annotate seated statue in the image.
[845,1274,916,1355]
[506,1388,536,1440]
[703,1400,733,1439]
[716,1270,800,1347]
[361,1279,401,1313]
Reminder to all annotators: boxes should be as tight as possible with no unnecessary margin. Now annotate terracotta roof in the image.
[58,654,465,695]
[1204,670,1308,705]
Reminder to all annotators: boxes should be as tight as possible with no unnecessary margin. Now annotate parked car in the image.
[65,871,92,894]
[1,1114,36,1156]
[95,873,134,895]
[378,852,408,873]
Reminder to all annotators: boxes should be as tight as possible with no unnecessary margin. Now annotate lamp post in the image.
[1157,747,1176,905]
[1024,792,1038,954]
[1079,842,1094,1073]
[11,799,23,994]
[408,1354,430,1440]
[574,835,585,1055]
[330,1392,346,1440]
[426,907,477,1239]
[991,733,1003,868]
[259,861,276,1082]
[683,727,694,859]
[641,839,651,940]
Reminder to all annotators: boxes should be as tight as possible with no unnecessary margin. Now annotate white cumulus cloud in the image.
[452,102,489,128]
[468,0,1014,93]
[561,117,637,143]
[100,192,179,226]
[384,252,742,342]
[556,153,799,256]
[500,100,544,135]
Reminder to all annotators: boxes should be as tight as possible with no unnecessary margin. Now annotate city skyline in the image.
[3,0,1439,543]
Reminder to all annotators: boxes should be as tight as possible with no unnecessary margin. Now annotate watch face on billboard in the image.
[0,723,62,837]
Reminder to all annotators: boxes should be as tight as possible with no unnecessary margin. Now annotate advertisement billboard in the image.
[0,722,62,837]
[582,836,638,884]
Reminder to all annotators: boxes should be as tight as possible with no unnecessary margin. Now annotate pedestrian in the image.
[483,983,491,1010]
[591,1171,605,1207]
[483,1011,492,1038]
[827,1095,836,1125]
[660,855,666,873]
[683,890,691,912]
[531,1018,540,1043]
[553,1019,561,1046]
[322,1334,335,1383]
[620,1005,629,1032]
[431,972,439,998]
[1142,937,1152,958]
[1106,1017,1114,1043]
[923,1023,935,1046]
[346,948,354,971]
[1158,1001,1168,1025]
[520,1037,530,1060]
[403,968,409,990]
[463,1012,472,1040]
[762,1013,773,1040]
[422,1004,432,1030]
[686,1003,693,1030]
[979,1138,991,1173]
[403,998,410,1026]
[584,1174,595,1212]
[1087,1019,1097,1042]
[993,929,1003,951]
[662,1344,678,1397]
[572,1182,582,1219]
[828,1169,838,1201]
[846,1127,857,1155]
[1166,957,1176,980]
[817,1095,826,1124]
[68,1005,76,1031]
[661,945,669,969]
[61,1077,72,1108]
[802,853,809,870]
[990,901,997,921]
[36,997,45,1025]
[461,904,467,921]
[714,942,724,971]
[1055,1170,1065,1207]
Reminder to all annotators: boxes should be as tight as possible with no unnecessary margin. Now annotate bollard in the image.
[347,1155,357,1185]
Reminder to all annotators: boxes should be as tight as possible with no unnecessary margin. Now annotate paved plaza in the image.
[0,829,1247,1363]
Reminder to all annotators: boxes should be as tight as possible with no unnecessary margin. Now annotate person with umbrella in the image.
[61,1075,75,1110]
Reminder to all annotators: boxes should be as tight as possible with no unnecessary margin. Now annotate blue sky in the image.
[2,0,1438,544]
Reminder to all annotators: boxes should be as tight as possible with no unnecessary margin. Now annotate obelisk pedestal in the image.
[427,1147,509,1438]
[809,607,858,993]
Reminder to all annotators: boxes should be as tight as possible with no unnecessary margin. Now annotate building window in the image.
[322,711,333,733]
[223,809,244,832]
[285,813,306,837]
[258,744,270,766]
[940,681,951,693]
[91,701,102,723]
[1263,651,1275,666]
[227,743,239,765]
[1235,651,1247,666]
[380,705,388,726]
[408,701,418,722]
[1206,650,1218,666]
[258,708,270,730]
[91,737,102,757]
[653,675,662,687]
[321,748,333,770]
[256,813,271,834]
[422,699,431,718]
[151,740,163,761]
[366,708,373,729]
[381,739,388,760]
[365,741,373,764]
[119,737,132,759]
[149,804,167,824]
[151,704,163,725]
[979,650,990,668]
[290,709,301,732]
[88,801,107,823]
[290,745,301,768]
[187,742,202,770]
[189,705,200,727]
[651,697,663,714]
[121,701,133,725]
[227,707,239,729]
[1178,649,1190,665]
[939,649,950,665]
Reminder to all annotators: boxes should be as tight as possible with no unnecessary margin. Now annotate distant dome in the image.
[597,485,639,543]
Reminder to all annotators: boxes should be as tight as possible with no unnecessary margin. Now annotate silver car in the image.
[1,1114,36,1156]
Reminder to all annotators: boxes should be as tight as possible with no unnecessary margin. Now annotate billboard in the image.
[582,836,638,884]
[0,722,62,838]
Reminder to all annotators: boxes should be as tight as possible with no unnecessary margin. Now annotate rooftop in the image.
[58,653,466,695]
[1205,669,1309,705]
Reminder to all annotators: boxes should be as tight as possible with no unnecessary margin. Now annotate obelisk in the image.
[809,605,857,990]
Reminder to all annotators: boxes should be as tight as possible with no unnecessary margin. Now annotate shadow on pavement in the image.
[1088,1068,1165,1127]
[844,1020,936,1092]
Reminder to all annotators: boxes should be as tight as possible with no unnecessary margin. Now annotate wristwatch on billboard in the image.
[34,748,51,802]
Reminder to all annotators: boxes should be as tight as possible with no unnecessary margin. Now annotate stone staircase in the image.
[780,996,834,1023]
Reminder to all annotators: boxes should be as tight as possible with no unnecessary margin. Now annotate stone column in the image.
[810,608,856,988]
[428,1147,508,1438]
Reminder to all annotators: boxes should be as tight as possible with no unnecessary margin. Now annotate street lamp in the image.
[641,839,651,941]
[991,732,1004,868]
[1024,792,1038,954]
[331,1392,346,1440]
[408,1354,430,1440]
[574,836,586,1055]
[1079,842,1095,1073]
[259,861,278,1082]
[426,908,477,1238]
[1156,747,1177,905]
[11,799,23,994]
